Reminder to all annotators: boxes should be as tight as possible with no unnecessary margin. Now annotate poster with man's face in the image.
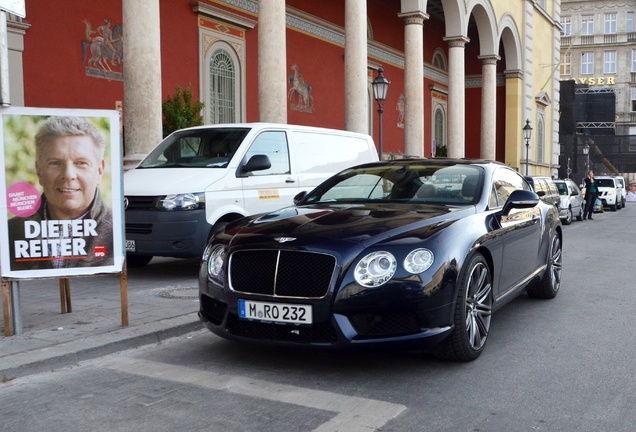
[0,107,124,278]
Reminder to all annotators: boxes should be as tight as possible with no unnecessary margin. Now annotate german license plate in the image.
[125,240,135,252]
[239,300,312,325]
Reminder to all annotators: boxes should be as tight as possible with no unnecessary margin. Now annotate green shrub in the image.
[162,84,204,137]
[435,143,447,157]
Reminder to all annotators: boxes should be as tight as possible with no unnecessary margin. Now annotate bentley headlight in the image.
[404,248,434,274]
[205,244,226,281]
[156,192,205,211]
[354,251,397,287]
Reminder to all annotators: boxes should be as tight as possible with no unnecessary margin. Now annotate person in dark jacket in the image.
[7,116,113,270]
[583,170,598,220]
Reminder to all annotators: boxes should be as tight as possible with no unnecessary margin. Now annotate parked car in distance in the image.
[123,123,379,267]
[525,176,560,209]
[594,175,623,211]
[554,178,584,225]
[613,175,627,208]
[199,159,563,361]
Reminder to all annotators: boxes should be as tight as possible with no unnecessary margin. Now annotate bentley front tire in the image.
[436,253,492,362]
[527,232,562,299]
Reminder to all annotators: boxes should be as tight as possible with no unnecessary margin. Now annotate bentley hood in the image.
[227,204,476,247]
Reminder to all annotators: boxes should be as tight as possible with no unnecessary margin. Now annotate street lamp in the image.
[582,140,590,172]
[523,119,533,176]
[372,67,390,159]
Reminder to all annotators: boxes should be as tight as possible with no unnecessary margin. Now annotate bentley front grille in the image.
[229,250,336,298]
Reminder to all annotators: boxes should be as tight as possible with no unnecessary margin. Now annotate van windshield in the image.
[138,128,250,168]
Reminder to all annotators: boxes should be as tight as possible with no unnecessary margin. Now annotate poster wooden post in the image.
[120,272,128,327]
[59,278,66,313]
[58,278,72,314]
[2,278,11,336]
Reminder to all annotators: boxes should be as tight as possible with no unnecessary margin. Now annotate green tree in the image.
[162,84,204,137]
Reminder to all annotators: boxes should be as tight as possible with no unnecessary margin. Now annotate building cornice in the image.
[191,1,257,28]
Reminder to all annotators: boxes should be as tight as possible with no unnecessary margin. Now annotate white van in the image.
[123,123,379,266]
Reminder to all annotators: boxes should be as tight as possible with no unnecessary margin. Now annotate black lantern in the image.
[523,119,533,176]
[582,140,590,171]
[372,67,390,159]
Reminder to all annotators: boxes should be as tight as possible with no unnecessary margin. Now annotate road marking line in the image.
[101,357,406,432]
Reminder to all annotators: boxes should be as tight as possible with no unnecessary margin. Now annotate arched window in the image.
[199,21,247,124]
[209,48,236,124]
[435,107,445,147]
[432,49,447,71]
[536,116,545,163]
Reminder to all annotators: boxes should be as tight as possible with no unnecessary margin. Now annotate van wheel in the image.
[127,254,153,268]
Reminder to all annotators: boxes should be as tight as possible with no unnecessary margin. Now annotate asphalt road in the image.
[2,204,636,432]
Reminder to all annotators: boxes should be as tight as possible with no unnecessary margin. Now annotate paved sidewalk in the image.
[1,257,203,381]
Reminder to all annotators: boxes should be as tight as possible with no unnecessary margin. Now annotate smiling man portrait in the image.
[7,116,114,271]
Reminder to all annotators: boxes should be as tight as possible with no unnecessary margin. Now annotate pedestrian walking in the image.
[583,170,598,220]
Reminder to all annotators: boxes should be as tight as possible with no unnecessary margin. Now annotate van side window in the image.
[244,131,291,175]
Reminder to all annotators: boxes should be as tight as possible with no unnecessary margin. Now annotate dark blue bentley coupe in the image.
[198,159,563,361]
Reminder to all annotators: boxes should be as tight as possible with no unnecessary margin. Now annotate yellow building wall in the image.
[492,0,559,175]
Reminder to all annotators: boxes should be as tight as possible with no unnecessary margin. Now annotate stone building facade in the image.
[4,0,561,176]
[560,0,636,178]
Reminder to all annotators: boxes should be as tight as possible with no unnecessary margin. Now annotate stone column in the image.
[479,55,499,160]
[122,0,163,169]
[503,69,524,170]
[399,10,428,157]
[444,36,468,159]
[258,0,287,124]
[344,0,368,134]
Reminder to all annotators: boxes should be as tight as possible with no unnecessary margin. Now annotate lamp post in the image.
[582,141,590,172]
[372,67,390,159]
[523,119,533,176]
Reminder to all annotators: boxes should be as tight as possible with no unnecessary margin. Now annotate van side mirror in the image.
[238,154,271,176]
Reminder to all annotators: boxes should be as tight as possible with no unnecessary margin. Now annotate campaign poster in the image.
[0,107,124,278]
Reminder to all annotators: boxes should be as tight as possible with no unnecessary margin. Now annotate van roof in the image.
[176,122,374,139]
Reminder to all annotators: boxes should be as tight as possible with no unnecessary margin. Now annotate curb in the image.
[0,313,203,382]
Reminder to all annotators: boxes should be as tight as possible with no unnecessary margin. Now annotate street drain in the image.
[147,286,199,300]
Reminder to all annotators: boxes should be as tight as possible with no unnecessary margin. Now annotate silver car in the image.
[554,178,584,225]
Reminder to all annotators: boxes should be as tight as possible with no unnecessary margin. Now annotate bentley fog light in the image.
[404,248,434,273]
[354,251,397,287]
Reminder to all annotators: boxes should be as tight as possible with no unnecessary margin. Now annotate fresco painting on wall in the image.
[396,94,405,128]
[81,18,124,81]
[287,64,314,113]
